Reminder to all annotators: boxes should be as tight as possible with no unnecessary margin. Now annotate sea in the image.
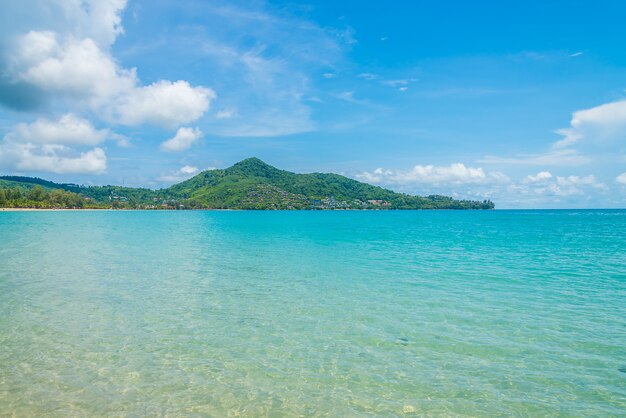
[1,210,625,416]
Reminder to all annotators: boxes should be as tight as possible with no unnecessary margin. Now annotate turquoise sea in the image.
[0,210,625,416]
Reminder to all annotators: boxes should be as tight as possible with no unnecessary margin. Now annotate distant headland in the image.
[0,158,494,210]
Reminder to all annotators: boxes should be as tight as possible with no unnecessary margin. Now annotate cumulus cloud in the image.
[353,153,619,206]
[114,81,215,128]
[6,114,109,146]
[160,127,203,152]
[1,0,348,139]
[0,1,214,128]
[357,163,509,185]
[0,0,126,49]
[5,31,214,127]
[179,165,199,175]
[556,174,603,188]
[0,141,106,174]
[157,165,200,183]
[69,0,128,46]
[554,99,626,148]
[357,163,614,207]
[0,0,218,177]
[9,31,136,105]
[524,171,553,183]
[0,114,109,174]
[0,1,132,110]
[512,174,606,198]
[354,162,522,206]
[18,147,106,174]
[480,98,626,170]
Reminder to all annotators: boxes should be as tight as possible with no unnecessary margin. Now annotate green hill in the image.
[0,158,494,210]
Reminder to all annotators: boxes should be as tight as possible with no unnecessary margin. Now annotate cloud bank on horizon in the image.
[0,0,625,208]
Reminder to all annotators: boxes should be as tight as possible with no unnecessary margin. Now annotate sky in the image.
[0,0,625,208]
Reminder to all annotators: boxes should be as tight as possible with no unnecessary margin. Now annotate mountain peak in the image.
[233,157,271,168]
[226,158,281,177]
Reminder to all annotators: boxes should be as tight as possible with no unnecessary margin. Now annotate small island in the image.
[0,158,494,210]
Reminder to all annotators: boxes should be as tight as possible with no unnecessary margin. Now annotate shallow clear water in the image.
[1,210,625,416]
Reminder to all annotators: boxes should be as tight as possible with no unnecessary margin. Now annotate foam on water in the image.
[1,210,625,416]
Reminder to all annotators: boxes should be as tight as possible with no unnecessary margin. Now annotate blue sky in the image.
[1,0,625,208]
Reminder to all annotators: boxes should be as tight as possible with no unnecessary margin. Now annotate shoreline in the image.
[0,208,252,212]
[0,208,116,211]
[0,207,492,212]
[2,207,623,212]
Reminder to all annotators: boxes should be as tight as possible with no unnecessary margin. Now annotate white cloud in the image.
[19,147,106,174]
[0,0,127,49]
[0,1,214,129]
[179,165,199,175]
[479,96,626,172]
[7,114,109,146]
[481,98,626,171]
[157,165,200,183]
[355,161,617,207]
[554,99,626,148]
[0,141,106,174]
[357,163,509,185]
[524,171,552,183]
[114,80,215,127]
[322,72,336,79]
[1,0,348,140]
[359,164,614,208]
[0,114,109,174]
[0,3,216,177]
[617,172,626,184]
[7,31,215,127]
[160,127,203,152]
[556,174,603,188]
[75,0,127,44]
[10,31,136,105]
[512,174,605,198]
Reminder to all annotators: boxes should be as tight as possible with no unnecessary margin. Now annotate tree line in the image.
[0,186,94,209]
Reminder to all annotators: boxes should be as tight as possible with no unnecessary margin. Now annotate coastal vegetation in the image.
[0,158,494,210]
[0,186,100,209]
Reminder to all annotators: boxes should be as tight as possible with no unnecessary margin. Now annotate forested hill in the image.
[0,158,494,210]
